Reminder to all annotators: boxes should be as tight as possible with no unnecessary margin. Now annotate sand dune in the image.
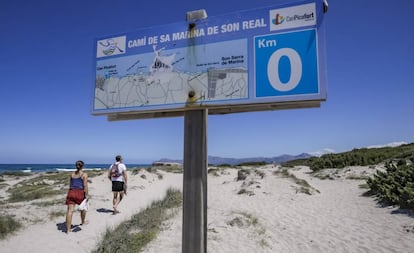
[1,165,414,253]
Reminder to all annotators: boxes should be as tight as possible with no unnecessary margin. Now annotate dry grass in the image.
[273,168,320,195]
[0,215,22,239]
[92,188,182,253]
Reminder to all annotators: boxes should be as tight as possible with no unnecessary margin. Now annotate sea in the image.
[0,163,151,174]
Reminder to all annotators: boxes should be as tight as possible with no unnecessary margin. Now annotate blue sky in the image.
[1,0,413,164]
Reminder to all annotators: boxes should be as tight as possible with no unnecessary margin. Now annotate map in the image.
[94,39,248,111]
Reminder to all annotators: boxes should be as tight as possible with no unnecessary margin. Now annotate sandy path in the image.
[143,166,414,253]
[0,170,182,253]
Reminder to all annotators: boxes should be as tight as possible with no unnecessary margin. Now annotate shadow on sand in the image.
[56,222,82,233]
[96,208,114,214]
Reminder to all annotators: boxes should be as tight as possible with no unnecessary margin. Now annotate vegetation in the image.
[149,165,183,174]
[0,171,32,177]
[283,142,414,210]
[32,199,63,207]
[254,169,265,179]
[237,188,254,196]
[273,168,319,195]
[0,215,22,239]
[237,161,267,166]
[5,170,104,203]
[92,188,182,253]
[49,210,66,219]
[207,168,220,176]
[281,158,309,168]
[227,211,270,249]
[217,163,232,168]
[7,184,63,203]
[367,162,414,210]
[283,143,414,172]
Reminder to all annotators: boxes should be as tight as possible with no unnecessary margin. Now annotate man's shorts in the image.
[112,181,125,192]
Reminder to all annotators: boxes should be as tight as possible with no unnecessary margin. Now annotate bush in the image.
[367,163,414,210]
[0,215,22,239]
[283,142,414,171]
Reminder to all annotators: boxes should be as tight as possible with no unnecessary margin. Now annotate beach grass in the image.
[7,184,63,203]
[92,188,182,253]
[0,182,8,190]
[6,172,69,202]
[49,210,66,219]
[152,165,183,174]
[207,168,220,176]
[32,199,64,207]
[273,168,320,194]
[0,171,32,177]
[4,170,105,203]
[227,211,270,249]
[0,215,22,239]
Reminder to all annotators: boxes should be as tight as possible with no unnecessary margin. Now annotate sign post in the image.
[182,108,208,253]
[181,10,209,253]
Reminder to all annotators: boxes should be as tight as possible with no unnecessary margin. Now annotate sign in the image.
[92,0,327,120]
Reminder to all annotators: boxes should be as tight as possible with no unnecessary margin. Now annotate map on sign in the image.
[94,39,248,110]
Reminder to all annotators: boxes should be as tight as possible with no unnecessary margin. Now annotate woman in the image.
[65,160,88,233]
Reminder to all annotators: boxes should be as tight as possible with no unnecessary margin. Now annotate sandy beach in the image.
[1,165,414,253]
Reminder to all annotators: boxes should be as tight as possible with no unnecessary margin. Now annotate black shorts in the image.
[112,181,125,192]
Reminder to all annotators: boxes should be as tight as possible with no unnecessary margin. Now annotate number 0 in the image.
[267,48,302,92]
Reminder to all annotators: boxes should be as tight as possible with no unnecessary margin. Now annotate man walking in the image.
[108,155,128,214]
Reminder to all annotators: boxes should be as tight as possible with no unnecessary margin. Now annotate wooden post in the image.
[182,109,208,253]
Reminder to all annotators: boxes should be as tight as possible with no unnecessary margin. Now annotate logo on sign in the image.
[269,3,316,31]
[272,14,285,25]
[254,29,319,98]
[97,36,126,58]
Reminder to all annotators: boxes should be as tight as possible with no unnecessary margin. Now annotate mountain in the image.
[155,153,312,166]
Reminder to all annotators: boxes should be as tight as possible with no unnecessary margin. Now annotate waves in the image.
[0,164,150,174]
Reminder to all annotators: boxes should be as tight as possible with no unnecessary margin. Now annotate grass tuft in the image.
[0,215,22,239]
[274,168,319,194]
[92,188,182,253]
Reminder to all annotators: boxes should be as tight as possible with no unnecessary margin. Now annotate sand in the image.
[1,165,414,253]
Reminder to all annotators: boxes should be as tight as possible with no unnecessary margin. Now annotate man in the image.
[108,155,128,214]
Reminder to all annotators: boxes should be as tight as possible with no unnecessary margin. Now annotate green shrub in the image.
[237,161,267,166]
[208,168,220,176]
[367,163,414,210]
[282,142,414,171]
[217,163,232,168]
[0,215,22,239]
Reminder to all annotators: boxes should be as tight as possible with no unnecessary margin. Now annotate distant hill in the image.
[155,153,312,166]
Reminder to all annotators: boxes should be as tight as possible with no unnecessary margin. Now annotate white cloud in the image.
[309,148,336,157]
[366,141,407,149]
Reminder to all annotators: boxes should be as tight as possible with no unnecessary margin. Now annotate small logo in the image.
[269,3,316,31]
[272,13,285,25]
[97,36,126,58]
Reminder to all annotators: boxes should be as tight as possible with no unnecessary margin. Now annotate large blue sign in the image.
[92,0,327,118]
